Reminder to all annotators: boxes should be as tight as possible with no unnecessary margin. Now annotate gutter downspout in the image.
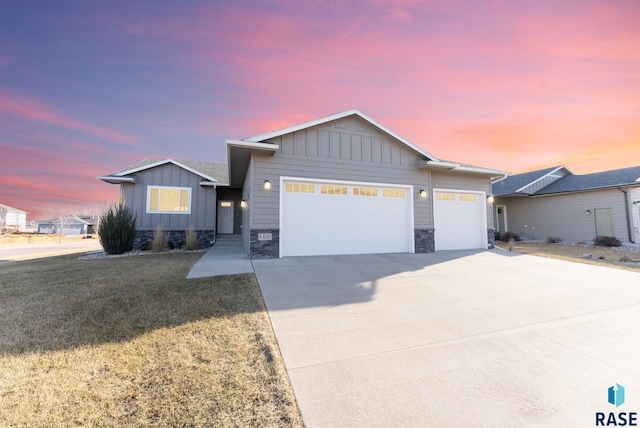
[618,187,634,243]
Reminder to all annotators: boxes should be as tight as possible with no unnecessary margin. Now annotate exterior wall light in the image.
[241,199,247,208]
[487,195,495,203]
[585,209,592,215]
[264,180,271,190]
[419,189,427,198]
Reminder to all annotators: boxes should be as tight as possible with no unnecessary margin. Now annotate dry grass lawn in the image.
[0,253,302,427]
[495,241,640,273]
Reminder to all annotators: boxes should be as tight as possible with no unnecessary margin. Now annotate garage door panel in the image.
[433,190,486,251]
[281,179,413,257]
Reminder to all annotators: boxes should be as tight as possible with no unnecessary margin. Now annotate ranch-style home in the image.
[99,109,506,258]
[492,165,640,244]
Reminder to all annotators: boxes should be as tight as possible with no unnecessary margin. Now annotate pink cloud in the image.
[0,88,140,145]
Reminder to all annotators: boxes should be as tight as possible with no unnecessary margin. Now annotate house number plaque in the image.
[258,233,272,241]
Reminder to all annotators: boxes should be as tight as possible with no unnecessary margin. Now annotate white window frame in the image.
[146,185,192,214]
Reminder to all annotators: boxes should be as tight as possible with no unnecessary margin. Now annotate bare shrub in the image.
[184,227,199,250]
[151,225,168,252]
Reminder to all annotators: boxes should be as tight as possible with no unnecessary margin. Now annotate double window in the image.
[147,186,191,214]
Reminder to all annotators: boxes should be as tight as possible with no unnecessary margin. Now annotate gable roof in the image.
[494,165,640,197]
[535,165,640,195]
[492,166,567,196]
[0,203,28,214]
[99,158,228,185]
[243,109,440,161]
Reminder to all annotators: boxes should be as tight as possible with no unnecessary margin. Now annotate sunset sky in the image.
[1,0,639,219]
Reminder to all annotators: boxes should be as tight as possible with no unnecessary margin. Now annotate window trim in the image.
[146,185,192,214]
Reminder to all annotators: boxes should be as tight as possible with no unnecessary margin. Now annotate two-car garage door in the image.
[278,178,488,257]
[280,179,414,257]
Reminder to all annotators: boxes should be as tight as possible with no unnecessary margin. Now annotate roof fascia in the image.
[531,182,640,197]
[114,159,220,182]
[97,175,135,184]
[422,160,508,178]
[244,109,438,161]
[227,139,280,152]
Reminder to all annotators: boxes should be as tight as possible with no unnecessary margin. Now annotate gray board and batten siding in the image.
[241,116,495,255]
[121,162,217,232]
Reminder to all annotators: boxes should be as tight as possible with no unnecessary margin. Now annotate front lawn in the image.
[0,253,302,427]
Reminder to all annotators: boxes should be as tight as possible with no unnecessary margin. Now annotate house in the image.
[100,109,506,257]
[37,215,98,235]
[0,203,28,233]
[98,159,230,248]
[492,165,640,243]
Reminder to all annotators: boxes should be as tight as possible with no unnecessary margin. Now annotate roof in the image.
[535,165,640,195]
[0,203,28,214]
[227,109,508,185]
[494,165,640,197]
[244,109,440,161]
[492,166,565,196]
[99,158,228,185]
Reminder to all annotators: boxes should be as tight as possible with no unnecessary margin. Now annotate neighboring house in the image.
[0,203,28,233]
[100,109,506,257]
[37,215,97,235]
[492,165,640,243]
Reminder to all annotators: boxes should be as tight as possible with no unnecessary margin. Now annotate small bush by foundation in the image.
[593,236,622,247]
[151,225,168,252]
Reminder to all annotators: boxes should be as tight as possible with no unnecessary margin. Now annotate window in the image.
[147,186,191,214]
[353,187,379,197]
[436,193,456,201]
[459,194,478,202]
[382,188,406,198]
[321,185,348,195]
[285,183,315,193]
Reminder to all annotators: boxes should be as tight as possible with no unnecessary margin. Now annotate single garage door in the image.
[280,178,414,257]
[433,190,487,250]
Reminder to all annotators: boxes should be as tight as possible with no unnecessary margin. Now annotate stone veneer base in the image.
[133,230,215,250]
[249,229,280,259]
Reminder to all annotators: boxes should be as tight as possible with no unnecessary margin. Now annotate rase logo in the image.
[596,383,637,426]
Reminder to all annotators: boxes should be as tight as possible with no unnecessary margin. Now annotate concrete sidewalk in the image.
[186,235,254,278]
[253,250,640,427]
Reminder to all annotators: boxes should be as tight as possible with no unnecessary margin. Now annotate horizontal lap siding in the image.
[123,163,216,231]
[496,189,629,241]
[249,117,431,229]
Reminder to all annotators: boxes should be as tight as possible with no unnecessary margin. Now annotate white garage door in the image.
[280,178,414,257]
[433,190,487,250]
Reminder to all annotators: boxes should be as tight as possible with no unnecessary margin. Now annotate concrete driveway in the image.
[253,250,640,427]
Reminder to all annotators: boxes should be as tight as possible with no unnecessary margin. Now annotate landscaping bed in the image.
[495,241,640,273]
[0,253,302,427]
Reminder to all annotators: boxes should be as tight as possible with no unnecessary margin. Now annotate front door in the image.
[496,205,507,232]
[594,208,614,237]
[217,201,234,234]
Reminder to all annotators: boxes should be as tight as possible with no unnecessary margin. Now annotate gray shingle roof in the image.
[492,166,561,196]
[493,165,640,197]
[535,166,640,195]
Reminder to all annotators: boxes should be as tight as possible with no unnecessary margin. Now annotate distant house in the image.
[37,215,97,235]
[99,109,506,256]
[0,203,28,233]
[492,165,640,243]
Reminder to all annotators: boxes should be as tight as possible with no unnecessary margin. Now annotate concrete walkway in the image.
[186,235,254,278]
[253,250,640,427]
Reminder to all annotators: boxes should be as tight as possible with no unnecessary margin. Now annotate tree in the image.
[0,205,11,237]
